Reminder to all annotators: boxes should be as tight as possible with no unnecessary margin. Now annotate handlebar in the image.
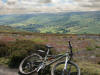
[68,41,73,59]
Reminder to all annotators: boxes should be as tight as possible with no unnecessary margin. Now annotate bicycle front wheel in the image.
[19,53,43,75]
[51,61,80,75]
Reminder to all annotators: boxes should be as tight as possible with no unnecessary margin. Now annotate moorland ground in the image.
[0,32,100,75]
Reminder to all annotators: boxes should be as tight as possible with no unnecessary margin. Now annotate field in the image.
[0,31,100,75]
[0,11,100,34]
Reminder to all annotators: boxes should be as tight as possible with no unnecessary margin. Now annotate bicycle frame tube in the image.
[46,53,69,66]
[37,52,69,72]
[44,48,50,61]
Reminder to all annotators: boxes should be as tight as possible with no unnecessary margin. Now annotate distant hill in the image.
[0,11,100,34]
[0,25,25,33]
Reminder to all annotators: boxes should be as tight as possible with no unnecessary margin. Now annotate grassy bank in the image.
[0,40,56,68]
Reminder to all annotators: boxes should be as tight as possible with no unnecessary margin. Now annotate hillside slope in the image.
[0,25,25,32]
[0,11,100,34]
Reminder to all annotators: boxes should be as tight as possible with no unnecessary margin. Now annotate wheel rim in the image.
[53,62,79,75]
[19,54,42,74]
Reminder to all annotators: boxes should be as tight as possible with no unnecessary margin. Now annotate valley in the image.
[0,11,100,34]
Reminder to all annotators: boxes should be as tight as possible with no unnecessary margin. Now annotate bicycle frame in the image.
[38,47,70,69]
[46,52,69,66]
[37,41,72,72]
[19,41,80,75]
[37,50,70,72]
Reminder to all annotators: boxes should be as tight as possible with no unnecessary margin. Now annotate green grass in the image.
[30,37,48,43]
[78,61,100,75]
[86,46,94,51]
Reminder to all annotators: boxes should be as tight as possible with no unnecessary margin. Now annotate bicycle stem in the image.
[68,41,73,60]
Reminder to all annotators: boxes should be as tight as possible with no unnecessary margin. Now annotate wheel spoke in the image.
[19,54,43,74]
[52,61,80,75]
[61,70,64,75]
[67,64,71,75]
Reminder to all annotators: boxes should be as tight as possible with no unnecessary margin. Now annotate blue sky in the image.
[2,0,7,3]
[1,0,74,4]
[44,0,73,7]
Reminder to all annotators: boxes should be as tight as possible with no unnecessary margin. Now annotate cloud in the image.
[75,0,100,9]
[0,0,100,14]
[0,0,4,6]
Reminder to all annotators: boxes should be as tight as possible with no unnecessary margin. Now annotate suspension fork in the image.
[61,55,69,75]
[64,55,69,70]
[37,63,45,72]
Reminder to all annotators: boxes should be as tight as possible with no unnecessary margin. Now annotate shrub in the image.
[97,61,100,65]
[8,50,27,68]
[95,45,100,48]
[0,40,57,68]
[0,42,10,57]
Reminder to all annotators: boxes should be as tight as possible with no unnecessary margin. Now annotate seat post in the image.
[44,48,50,61]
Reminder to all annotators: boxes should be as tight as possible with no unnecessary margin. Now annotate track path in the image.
[0,65,18,75]
[0,65,38,75]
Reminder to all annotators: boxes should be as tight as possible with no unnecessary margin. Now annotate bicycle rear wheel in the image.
[19,53,43,75]
[51,61,80,75]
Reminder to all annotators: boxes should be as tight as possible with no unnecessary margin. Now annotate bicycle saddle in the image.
[46,44,53,49]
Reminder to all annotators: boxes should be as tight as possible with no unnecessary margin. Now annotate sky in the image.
[0,0,100,14]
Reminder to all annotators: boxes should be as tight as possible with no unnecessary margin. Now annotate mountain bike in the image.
[19,41,80,75]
